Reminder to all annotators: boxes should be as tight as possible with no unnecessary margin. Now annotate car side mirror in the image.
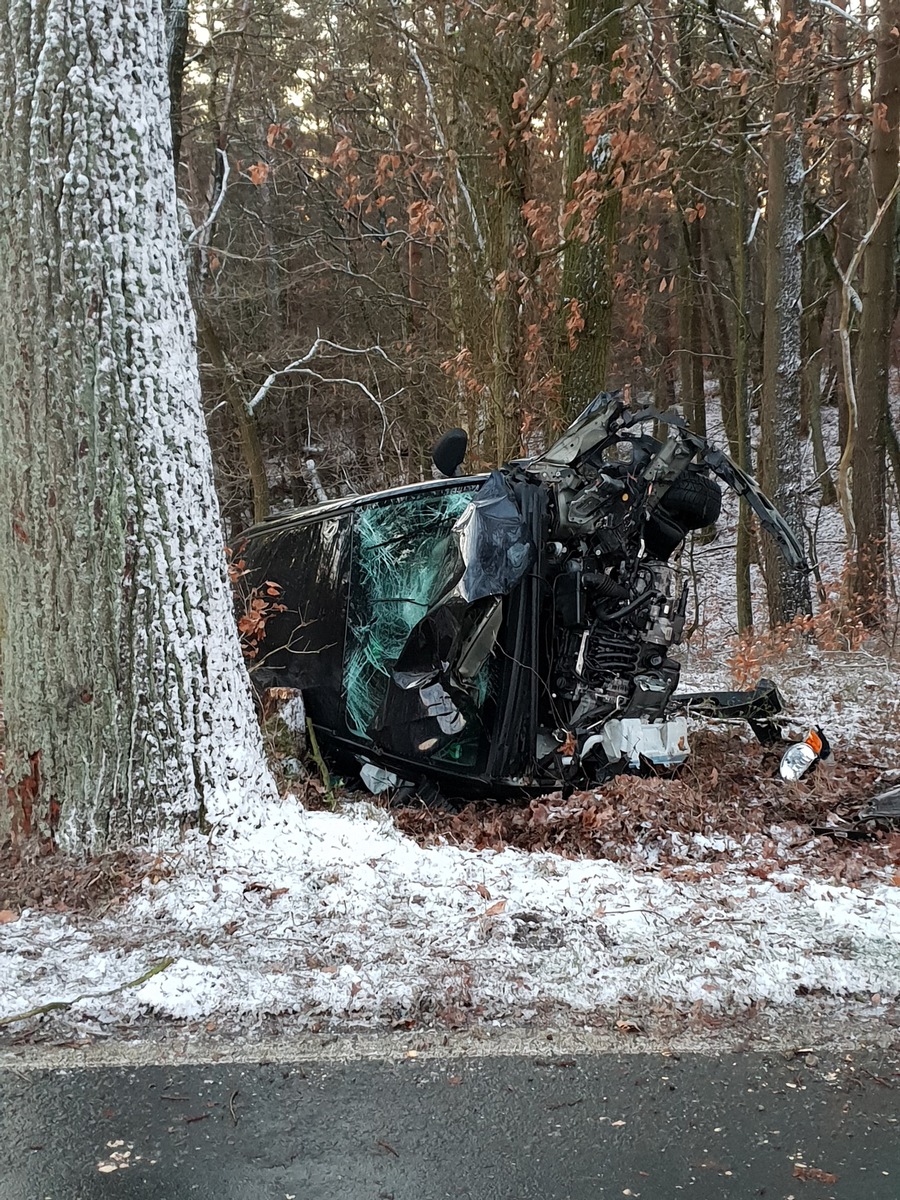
[432,428,468,478]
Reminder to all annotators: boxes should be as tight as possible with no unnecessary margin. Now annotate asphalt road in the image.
[1,1048,898,1199]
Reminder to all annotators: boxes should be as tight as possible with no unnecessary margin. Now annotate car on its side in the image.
[237,393,802,801]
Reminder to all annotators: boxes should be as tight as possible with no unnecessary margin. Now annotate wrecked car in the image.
[238,393,806,800]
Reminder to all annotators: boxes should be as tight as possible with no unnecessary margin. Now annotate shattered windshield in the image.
[343,485,486,757]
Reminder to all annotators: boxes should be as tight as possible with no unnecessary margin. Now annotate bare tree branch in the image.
[187,147,230,248]
[246,339,403,452]
[810,0,863,25]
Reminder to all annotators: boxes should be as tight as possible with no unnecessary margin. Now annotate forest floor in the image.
[1,646,900,1047]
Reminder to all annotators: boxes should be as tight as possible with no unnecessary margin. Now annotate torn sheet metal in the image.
[855,785,900,831]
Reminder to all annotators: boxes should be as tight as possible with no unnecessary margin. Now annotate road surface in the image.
[1,1036,898,1199]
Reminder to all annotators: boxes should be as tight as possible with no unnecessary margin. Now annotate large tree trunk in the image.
[0,0,275,852]
[850,5,900,622]
[759,0,813,625]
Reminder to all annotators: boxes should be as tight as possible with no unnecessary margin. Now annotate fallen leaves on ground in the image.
[793,1164,839,1184]
[0,846,154,915]
[389,730,893,873]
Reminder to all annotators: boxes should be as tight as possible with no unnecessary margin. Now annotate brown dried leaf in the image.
[247,161,270,186]
[793,1164,838,1184]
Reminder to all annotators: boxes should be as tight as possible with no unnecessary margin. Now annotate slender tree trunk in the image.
[652,215,678,413]
[711,0,756,632]
[488,158,527,461]
[678,216,707,438]
[802,212,838,507]
[802,296,837,508]
[648,0,677,419]
[473,8,539,462]
[0,0,275,851]
[699,218,739,460]
[851,5,900,621]
[759,0,813,624]
[256,121,284,337]
[733,144,754,632]
[671,8,707,441]
[440,8,480,438]
[164,0,188,169]
[558,0,622,417]
[830,0,857,454]
[196,309,272,523]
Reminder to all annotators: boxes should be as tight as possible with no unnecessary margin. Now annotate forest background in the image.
[175,0,900,635]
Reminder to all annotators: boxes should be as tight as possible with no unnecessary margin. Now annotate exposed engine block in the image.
[543,430,720,777]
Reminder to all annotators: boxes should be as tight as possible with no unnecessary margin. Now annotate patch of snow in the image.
[2,794,899,1032]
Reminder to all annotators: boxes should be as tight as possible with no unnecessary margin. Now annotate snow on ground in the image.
[2,783,900,1034]
[680,645,900,763]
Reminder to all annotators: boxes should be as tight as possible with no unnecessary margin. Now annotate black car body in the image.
[239,394,804,799]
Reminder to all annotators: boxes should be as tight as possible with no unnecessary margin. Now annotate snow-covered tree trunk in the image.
[759,0,813,625]
[0,0,276,851]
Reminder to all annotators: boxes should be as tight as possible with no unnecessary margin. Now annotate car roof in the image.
[240,474,492,540]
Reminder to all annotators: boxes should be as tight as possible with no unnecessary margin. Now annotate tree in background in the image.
[850,4,900,621]
[557,0,622,418]
[759,0,813,623]
[0,0,275,851]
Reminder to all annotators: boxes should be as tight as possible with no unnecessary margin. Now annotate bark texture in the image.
[759,0,813,624]
[479,10,538,462]
[558,0,622,417]
[732,143,754,632]
[0,0,275,850]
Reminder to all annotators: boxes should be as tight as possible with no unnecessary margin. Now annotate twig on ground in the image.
[306,717,336,809]
[0,957,175,1027]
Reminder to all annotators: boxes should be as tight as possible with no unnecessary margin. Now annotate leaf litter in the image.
[391,729,889,869]
[2,656,900,1039]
